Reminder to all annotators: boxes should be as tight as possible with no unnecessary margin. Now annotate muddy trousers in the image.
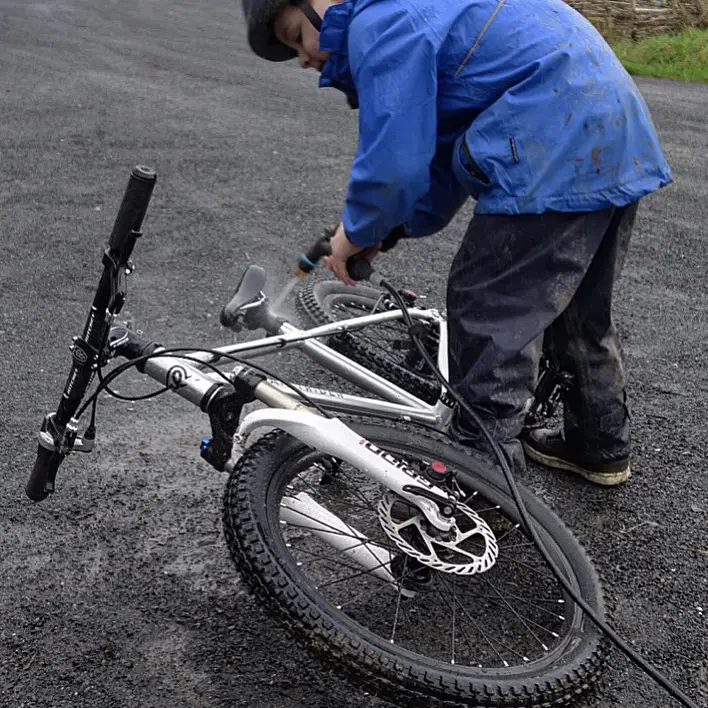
[446,202,638,473]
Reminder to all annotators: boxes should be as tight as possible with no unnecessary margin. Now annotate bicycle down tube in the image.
[151,313,454,428]
[200,310,446,390]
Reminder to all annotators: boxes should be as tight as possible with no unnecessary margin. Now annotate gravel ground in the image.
[1,1,707,707]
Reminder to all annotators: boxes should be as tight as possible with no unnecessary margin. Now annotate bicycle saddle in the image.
[220,265,267,328]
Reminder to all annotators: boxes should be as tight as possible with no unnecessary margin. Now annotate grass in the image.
[611,27,708,83]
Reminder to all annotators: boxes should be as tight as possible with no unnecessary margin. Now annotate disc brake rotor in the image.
[378,491,499,575]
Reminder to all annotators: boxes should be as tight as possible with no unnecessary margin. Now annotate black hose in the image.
[376,277,701,708]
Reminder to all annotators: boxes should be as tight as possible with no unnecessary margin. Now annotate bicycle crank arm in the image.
[280,492,414,597]
[238,408,456,533]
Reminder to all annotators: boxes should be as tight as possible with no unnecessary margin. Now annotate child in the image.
[242,0,672,484]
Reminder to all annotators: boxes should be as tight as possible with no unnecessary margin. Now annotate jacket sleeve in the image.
[342,5,440,247]
[404,138,470,237]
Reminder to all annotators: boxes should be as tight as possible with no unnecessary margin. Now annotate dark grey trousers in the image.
[446,203,638,472]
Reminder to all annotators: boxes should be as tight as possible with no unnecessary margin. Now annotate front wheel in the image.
[223,421,607,707]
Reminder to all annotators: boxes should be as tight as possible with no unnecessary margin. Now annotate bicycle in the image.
[27,166,606,708]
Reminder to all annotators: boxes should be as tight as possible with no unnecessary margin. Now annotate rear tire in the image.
[296,279,440,404]
[223,421,607,707]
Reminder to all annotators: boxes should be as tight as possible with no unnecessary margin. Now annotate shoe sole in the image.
[522,441,631,486]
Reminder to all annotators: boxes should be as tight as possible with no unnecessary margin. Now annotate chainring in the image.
[377,491,499,575]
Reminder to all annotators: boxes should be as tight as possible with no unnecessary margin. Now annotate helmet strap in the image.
[294,0,323,30]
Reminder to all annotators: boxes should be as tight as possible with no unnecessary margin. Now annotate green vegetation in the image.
[612,27,708,83]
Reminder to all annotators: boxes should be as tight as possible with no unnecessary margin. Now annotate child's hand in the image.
[324,223,380,285]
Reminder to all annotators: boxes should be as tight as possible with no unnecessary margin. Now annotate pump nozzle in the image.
[295,229,335,277]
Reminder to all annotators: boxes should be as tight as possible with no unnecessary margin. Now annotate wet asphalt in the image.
[1,1,707,707]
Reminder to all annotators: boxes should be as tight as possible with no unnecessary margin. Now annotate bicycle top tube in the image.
[186,306,444,366]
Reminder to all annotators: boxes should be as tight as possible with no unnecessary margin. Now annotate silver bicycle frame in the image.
[186,307,454,430]
[133,298,460,532]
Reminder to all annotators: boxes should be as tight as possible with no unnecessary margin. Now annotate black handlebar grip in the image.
[346,257,374,282]
[26,445,61,502]
[108,165,157,260]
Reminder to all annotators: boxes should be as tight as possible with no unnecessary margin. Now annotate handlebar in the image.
[346,258,375,282]
[26,445,62,502]
[26,165,157,502]
[108,165,157,261]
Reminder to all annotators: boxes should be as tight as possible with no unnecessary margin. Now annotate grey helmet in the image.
[243,0,322,62]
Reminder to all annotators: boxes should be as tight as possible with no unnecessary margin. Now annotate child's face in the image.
[274,4,330,71]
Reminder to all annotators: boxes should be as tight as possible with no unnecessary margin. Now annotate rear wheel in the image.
[296,279,440,404]
[223,421,607,707]
[297,280,572,430]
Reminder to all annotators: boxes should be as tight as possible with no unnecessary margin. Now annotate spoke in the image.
[295,534,399,567]
[284,513,394,561]
[340,485,379,515]
[436,573,526,665]
[493,554,557,582]
[494,522,521,544]
[290,545,382,579]
[390,557,406,643]
[369,294,387,313]
[291,470,334,501]
[282,507,391,576]
[336,576,398,610]
[361,326,402,342]
[434,582,481,664]
[473,505,502,514]
[282,487,381,544]
[282,509,367,542]
[449,586,566,620]
[311,482,377,513]
[500,590,566,607]
[450,583,564,638]
[436,575,503,662]
[498,541,535,551]
[481,577,552,650]
[316,556,396,590]
[451,576,457,665]
[297,491,374,517]
[358,330,399,351]
[330,471,379,514]
[284,521,371,541]
[294,469,374,516]
[357,323,403,340]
